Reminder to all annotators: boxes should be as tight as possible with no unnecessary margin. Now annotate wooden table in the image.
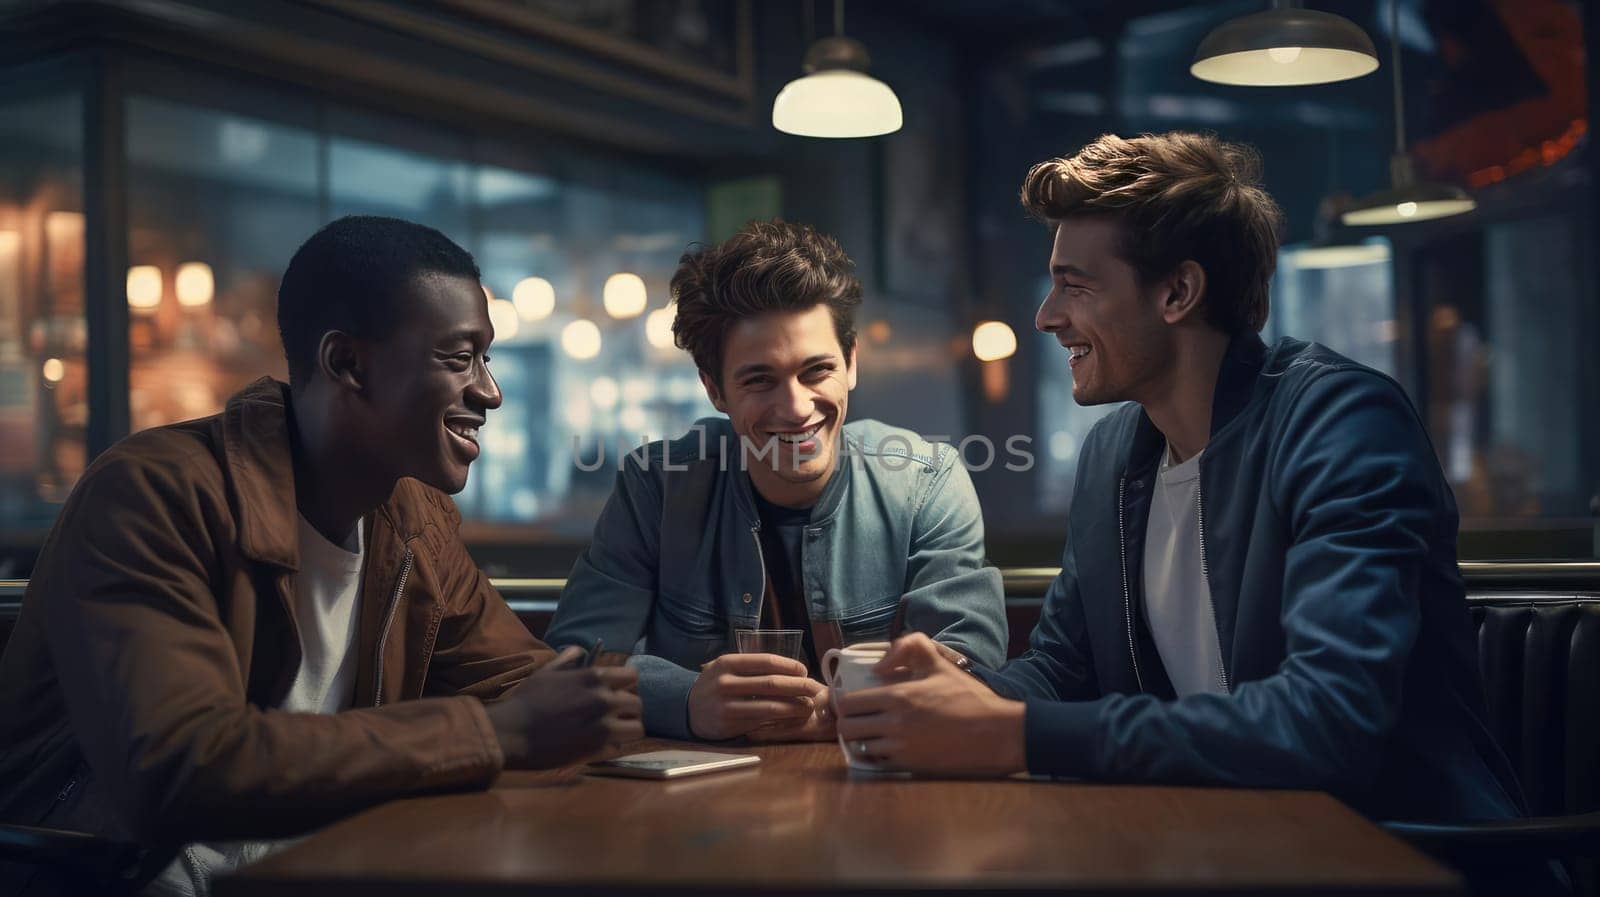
[217,738,1459,896]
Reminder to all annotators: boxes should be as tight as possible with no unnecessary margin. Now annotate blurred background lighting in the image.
[174,262,214,308]
[590,376,620,410]
[562,318,602,359]
[127,265,163,312]
[488,297,519,341]
[603,272,647,319]
[972,320,1017,362]
[512,276,556,321]
[645,305,676,349]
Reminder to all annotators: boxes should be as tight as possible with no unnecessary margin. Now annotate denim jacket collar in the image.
[731,432,855,528]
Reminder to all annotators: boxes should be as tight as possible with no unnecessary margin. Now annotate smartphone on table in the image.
[584,750,760,780]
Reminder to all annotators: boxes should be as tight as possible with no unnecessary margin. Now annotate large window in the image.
[0,90,86,545]
[126,96,317,431]
[1269,238,1398,379]
[0,70,710,567]
[1415,216,1597,527]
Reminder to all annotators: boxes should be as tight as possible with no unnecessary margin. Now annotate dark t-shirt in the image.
[752,489,816,672]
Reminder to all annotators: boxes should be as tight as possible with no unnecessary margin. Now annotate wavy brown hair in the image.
[1020,131,1282,333]
[670,219,862,384]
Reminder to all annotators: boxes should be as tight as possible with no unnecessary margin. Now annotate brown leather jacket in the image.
[0,378,549,864]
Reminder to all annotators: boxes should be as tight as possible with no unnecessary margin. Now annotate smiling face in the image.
[1035,217,1176,407]
[702,304,857,509]
[355,272,503,494]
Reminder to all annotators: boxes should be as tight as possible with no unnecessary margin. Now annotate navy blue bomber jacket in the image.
[984,333,1526,824]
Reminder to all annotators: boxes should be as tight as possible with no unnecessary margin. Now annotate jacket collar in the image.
[731,432,853,525]
[807,445,852,523]
[220,377,302,570]
[220,378,431,570]
[1125,330,1269,476]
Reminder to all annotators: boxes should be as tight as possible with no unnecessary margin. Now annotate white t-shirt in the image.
[1142,443,1228,698]
[149,516,364,897]
[281,516,365,714]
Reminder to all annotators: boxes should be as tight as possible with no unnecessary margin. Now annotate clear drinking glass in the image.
[734,629,804,660]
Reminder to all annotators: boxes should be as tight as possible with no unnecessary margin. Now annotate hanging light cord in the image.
[1391,0,1406,154]
[834,0,844,36]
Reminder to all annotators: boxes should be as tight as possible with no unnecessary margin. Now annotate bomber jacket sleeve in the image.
[902,451,1008,668]
[545,463,697,738]
[424,498,554,700]
[1020,371,1433,798]
[977,533,1098,702]
[42,453,505,845]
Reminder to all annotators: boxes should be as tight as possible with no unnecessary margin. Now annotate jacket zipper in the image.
[1117,477,1144,692]
[373,548,414,707]
[1194,478,1231,693]
[748,522,767,623]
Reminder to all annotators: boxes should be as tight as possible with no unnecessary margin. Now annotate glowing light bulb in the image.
[512,277,555,321]
[645,305,676,349]
[562,319,602,360]
[1267,46,1303,64]
[603,273,647,319]
[175,262,214,308]
[127,265,163,312]
[971,321,1017,362]
[1396,201,1419,218]
[41,357,65,383]
[488,298,519,341]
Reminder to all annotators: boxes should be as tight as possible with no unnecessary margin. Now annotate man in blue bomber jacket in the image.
[547,220,1007,743]
[835,132,1555,893]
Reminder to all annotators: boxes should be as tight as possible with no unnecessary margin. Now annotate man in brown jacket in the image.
[0,216,641,895]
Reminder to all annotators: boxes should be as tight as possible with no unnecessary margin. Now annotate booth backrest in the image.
[1470,594,1600,819]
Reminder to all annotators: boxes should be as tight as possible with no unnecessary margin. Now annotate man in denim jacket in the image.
[547,221,1007,742]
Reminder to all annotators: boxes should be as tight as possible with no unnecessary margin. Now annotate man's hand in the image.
[834,632,1026,775]
[745,687,836,743]
[484,646,643,769]
[688,653,827,742]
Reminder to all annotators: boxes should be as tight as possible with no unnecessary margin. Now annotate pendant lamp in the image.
[773,0,902,138]
[1342,1,1475,225]
[1192,1,1378,87]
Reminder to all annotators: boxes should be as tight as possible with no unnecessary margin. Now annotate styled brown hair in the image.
[670,219,862,383]
[1020,131,1283,333]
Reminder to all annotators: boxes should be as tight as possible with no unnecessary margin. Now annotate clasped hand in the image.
[832,632,1027,776]
[688,653,835,742]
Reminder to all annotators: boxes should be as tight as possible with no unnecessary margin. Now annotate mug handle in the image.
[821,648,845,689]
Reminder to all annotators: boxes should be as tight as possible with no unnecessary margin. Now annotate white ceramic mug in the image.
[822,641,891,771]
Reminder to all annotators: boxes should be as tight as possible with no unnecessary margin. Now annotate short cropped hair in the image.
[669,220,862,383]
[1020,131,1283,333]
[277,215,481,385]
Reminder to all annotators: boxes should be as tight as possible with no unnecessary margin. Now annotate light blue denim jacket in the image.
[547,417,1008,738]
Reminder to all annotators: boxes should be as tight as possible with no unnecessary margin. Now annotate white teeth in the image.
[1069,346,1091,359]
[447,423,479,441]
[773,426,821,444]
